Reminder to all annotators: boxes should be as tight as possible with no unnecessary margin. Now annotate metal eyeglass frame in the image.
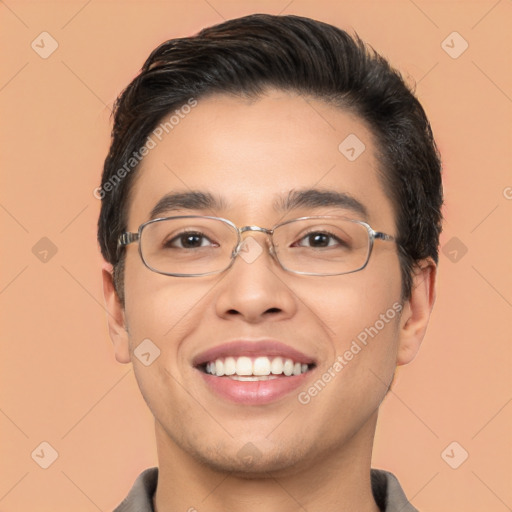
[117,215,396,277]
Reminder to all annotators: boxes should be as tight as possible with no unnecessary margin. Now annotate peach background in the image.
[1,1,511,511]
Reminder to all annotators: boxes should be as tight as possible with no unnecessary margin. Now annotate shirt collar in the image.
[114,467,418,512]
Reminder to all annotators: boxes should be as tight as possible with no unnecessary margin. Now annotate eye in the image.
[294,231,348,249]
[163,231,216,249]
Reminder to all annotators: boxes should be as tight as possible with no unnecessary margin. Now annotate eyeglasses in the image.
[117,215,396,277]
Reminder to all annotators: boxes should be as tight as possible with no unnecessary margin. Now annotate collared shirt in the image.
[113,467,418,511]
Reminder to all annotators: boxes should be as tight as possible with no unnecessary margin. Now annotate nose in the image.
[214,233,298,324]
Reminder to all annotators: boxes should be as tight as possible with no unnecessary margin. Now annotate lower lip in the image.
[198,370,313,405]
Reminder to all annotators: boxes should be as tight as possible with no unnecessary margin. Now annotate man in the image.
[98,13,442,512]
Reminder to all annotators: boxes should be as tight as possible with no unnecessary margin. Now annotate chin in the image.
[189,440,313,477]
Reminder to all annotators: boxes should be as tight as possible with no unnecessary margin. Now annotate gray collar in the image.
[114,467,418,512]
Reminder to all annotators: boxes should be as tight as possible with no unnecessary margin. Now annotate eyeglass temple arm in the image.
[374,231,395,242]
[118,232,140,247]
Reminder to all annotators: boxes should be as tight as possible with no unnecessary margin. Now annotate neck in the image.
[153,414,381,512]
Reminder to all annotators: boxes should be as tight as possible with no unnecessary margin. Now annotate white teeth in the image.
[231,375,278,381]
[215,359,224,377]
[283,359,294,376]
[224,357,236,375]
[271,357,284,375]
[236,356,253,376]
[253,356,271,376]
[204,356,311,377]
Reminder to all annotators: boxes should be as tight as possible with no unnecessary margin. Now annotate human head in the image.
[97,13,442,304]
[98,14,442,482]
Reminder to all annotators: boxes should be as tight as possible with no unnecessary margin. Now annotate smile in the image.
[202,356,312,379]
[194,340,317,404]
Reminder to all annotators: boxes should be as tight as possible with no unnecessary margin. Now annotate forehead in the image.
[127,91,395,228]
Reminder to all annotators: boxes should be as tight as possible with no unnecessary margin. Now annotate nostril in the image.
[265,307,282,314]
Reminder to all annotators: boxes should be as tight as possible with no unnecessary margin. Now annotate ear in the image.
[397,259,437,365]
[102,263,131,364]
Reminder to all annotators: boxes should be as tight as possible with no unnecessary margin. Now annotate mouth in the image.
[193,340,317,404]
[200,356,313,380]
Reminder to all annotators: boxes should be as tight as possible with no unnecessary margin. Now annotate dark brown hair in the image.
[97,13,443,302]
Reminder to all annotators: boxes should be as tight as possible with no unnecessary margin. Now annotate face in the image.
[105,90,434,476]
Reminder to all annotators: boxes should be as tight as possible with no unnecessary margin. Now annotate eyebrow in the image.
[149,191,225,219]
[149,188,368,220]
[276,189,368,218]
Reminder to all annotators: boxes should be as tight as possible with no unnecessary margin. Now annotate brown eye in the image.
[295,231,346,248]
[164,231,213,249]
[305,233,331,247]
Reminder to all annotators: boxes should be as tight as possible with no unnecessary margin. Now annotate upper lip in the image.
[192,340,317,367]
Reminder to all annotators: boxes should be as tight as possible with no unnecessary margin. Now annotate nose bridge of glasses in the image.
[232,225,274,258]
[239,225,273,235]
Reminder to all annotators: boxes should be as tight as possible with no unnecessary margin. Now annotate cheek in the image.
[123,257,217,349]
[122,265,207,414]
[123,260,165,341]
[304,266,401,330]
[299,259,402,371]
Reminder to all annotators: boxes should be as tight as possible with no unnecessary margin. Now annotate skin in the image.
[103,90,436,512]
